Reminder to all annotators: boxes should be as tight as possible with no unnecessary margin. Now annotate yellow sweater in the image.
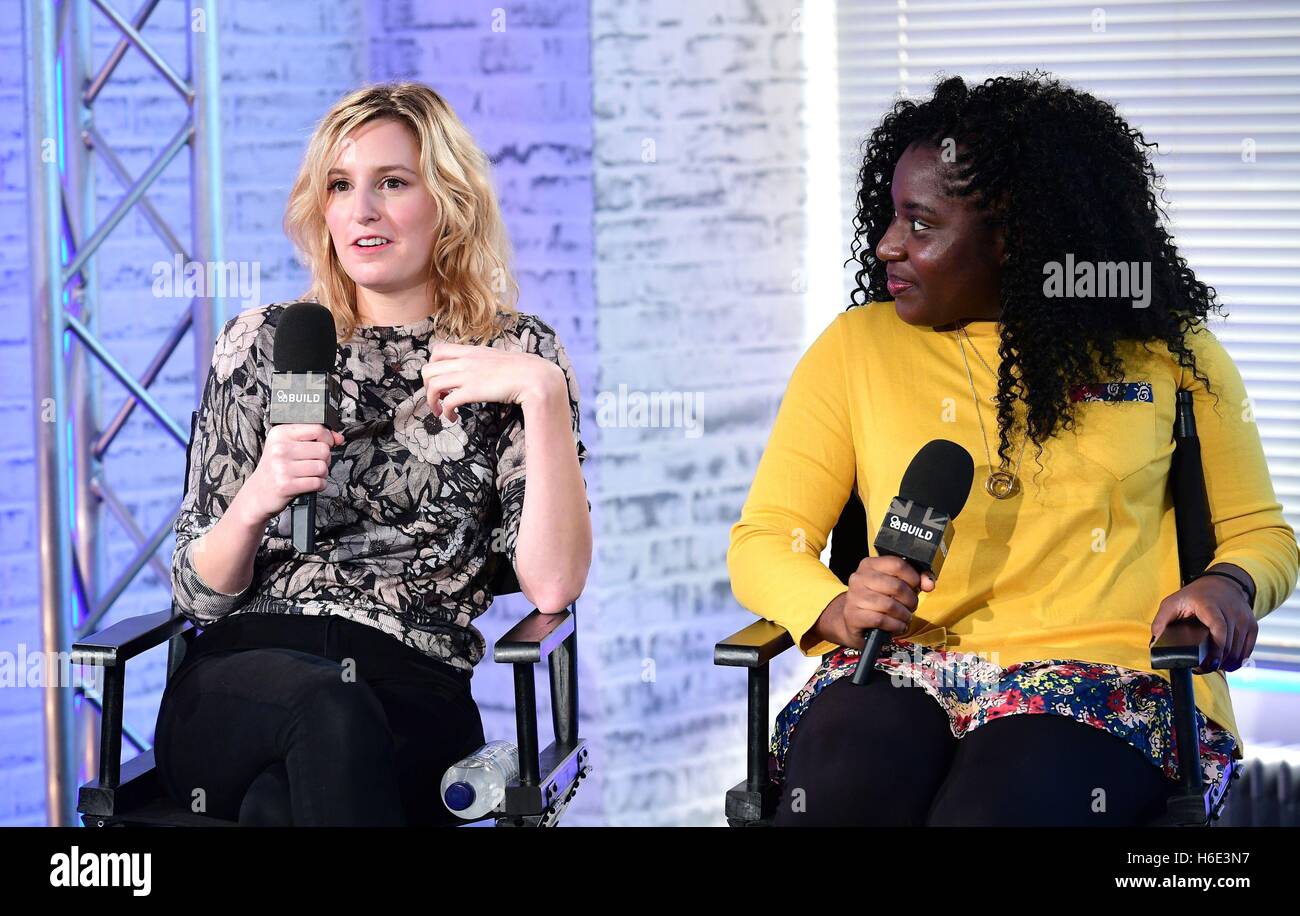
[728,303,1300,755]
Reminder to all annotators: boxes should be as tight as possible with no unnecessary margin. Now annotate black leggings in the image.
[153,612,485,827]
[773,674,1180,826]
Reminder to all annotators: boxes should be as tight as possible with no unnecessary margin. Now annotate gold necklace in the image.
[956,327,1028,499]
[963,331,1001,401]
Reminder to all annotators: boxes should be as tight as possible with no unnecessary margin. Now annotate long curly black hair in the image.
[847,71,1224,474]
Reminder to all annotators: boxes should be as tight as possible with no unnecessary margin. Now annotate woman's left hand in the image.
[420,342,566,422]
[1150,574,1257,674]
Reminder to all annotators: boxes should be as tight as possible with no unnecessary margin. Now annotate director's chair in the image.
[715,390,1242,827]
[72,410,590,827]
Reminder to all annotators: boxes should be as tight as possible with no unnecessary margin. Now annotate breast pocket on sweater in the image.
[1067,380,1159,481]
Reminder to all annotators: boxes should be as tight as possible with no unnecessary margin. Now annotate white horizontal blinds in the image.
[837,0,1300,663]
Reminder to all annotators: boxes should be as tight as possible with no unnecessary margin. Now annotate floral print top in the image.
[170,301,588,673]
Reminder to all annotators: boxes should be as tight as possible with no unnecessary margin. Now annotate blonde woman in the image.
[153,82,591,826]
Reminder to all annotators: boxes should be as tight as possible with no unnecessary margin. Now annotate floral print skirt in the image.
[770,640,1238,792]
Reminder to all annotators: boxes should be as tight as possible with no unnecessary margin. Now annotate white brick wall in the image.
[2,1,47,827]
[3,0,822,827]
[589,0,818,826]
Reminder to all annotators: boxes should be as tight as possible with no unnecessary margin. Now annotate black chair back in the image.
[828,486,868,585]
[1171,390,1216,584]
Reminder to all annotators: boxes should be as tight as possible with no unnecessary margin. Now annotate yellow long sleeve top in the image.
[728,302,1300,754]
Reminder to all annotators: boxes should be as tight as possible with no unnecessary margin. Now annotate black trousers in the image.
[773,674,1181,826]
[154,612,484,827]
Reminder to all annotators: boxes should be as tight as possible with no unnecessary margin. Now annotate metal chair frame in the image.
[72,410,590,827]
[716,388,1241,827]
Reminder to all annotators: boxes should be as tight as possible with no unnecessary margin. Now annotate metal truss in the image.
[23,0,224,825]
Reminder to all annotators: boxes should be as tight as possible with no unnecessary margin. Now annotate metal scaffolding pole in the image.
[21,0,224,826]
[191,0,225,401]
[25,0,76,830]
[64,0,104,796]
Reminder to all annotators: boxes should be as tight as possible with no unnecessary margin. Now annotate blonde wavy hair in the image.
[283,81,519,344]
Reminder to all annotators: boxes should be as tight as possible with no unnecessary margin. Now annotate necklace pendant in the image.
[985,470,1020,500]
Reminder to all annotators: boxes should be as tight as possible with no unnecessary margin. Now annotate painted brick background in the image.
[0,0,36,827]
[588,0,819,826]
[2,0,820,827]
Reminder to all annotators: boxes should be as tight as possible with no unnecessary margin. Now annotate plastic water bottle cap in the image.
[444,781,476,812]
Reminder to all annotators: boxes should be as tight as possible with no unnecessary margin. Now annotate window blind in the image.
[835,0,1300,665]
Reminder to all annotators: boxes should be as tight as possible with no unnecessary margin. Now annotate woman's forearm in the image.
[807,591,849,652]
[512,381,592,612]
[189,487,270,597]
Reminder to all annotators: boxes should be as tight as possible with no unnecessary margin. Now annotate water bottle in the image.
[441,740,520,819]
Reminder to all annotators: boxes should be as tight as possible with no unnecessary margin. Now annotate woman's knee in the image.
[775,674,956,826]
[926,713,1176,826]
[279,674,405,824]
[289,674,394,754]
[238,762,294,826]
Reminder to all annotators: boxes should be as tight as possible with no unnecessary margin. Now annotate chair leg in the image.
[1154,666,1209,826]
[724,664,782,826]
[1168,667,1204,796]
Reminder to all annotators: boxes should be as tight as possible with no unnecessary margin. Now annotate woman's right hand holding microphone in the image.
[234,424,344,527]
[810,555,935,650]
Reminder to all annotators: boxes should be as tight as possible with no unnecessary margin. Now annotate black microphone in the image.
[850,439,975,686]
[269,302,340,553]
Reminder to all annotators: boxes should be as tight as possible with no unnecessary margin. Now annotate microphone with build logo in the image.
[269,302,340,553]
[850,439,975,686]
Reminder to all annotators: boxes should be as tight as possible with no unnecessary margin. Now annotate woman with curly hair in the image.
[153,82,591,826]
[728,72,1298,826]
